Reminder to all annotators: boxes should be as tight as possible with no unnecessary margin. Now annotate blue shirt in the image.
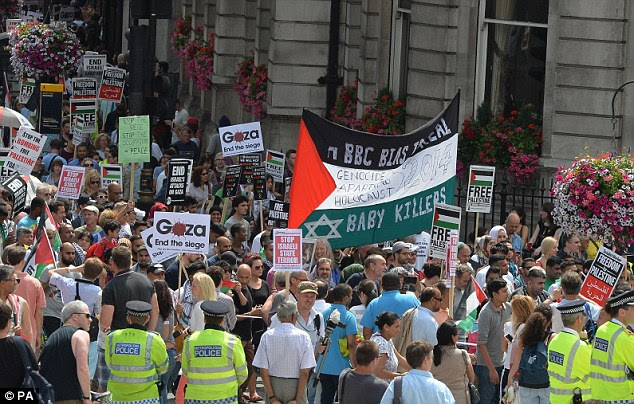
[17,216,39,231]
[316,303,358,375]
[380,370,455,404]
[510,232,522,253]
[361,290,420,332]
[411,306,438,345]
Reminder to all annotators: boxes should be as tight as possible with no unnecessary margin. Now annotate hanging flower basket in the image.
[170,17,214,92]
[233,56,268,119]
[9,22,83,81]
[551,154,634,248]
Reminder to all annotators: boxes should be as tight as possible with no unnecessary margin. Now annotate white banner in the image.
[4,127,46,175]
[152,212,210,255]
[141,227,179,263]
[220,121,264,157]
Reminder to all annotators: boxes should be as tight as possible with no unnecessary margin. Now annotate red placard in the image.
[98,67,126,102]
[273,228,302,272]
[580,246,627,307]
[56,166,86,200]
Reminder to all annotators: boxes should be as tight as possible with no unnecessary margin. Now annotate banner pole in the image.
[129,162,136,201]
[285,271,291,300]
[177,254,183,305]
[475,212,480,246]
[259,200,264,232]
[221,197,230,223]
[448,275,455,318]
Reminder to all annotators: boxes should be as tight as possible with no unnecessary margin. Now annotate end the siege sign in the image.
[219,121,264,157]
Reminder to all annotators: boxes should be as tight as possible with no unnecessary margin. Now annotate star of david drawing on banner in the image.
[303,214,343,239]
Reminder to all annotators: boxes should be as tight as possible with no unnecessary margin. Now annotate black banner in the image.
[238,153,262,185]
[165,160,190,206]
[222,165,242,198]
[253,166,267,201]
[267,200,289,228]
[38,88,63,135]
[2,174,27,215]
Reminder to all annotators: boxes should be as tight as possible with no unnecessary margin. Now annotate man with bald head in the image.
[207,236,232,266]
[107,182,123,204]
[59,223,86,266]
[231,264,258,400]
[504,212,522,254]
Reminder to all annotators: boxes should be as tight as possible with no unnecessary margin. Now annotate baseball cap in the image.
[148,264,165,275]
[392,241,408,253]
[82,205,99,214]
[298,281,318,294]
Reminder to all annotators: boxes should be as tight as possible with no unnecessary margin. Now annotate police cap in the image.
[606,289,634,308]
[557,299,586,315]
[126,300,152,316]
[201,300,229,317]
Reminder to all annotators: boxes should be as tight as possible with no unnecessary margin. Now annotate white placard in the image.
[152,212,210,255]
[219,121,264,157]
[4,127,46,175]
[414,231,431,270]
[141,227,179,263]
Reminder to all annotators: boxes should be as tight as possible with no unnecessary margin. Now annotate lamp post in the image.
[610,80,633,149]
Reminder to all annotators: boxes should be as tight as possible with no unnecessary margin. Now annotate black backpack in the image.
[15,337,55,404]
[74,280,100,341]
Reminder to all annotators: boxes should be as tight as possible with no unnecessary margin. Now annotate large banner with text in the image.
[288,93,459,248]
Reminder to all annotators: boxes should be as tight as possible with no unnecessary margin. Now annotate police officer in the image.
[182,300,248,404]
[590,288,634,402]
[105,301,169,404]
[547,299,592,403]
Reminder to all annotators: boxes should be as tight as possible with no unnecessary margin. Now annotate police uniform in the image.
[547,299,592,403]
[105,301,169,404]
[182,300,248,404]
[590,290,634,403]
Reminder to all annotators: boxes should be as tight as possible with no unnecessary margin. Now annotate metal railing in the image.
[454,173,555,244]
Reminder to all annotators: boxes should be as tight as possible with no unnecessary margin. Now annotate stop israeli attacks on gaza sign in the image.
[151,212,210,255]
[219,121,264,158]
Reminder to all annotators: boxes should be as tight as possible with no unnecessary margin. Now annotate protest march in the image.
[0,4,633,404]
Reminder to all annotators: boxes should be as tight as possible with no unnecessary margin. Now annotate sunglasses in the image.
[433,297,443,302]
[97,195,107,198]
[90,181,99,184]
[73,312,92,319]
[1,278,20,284]
[223,269,232,273]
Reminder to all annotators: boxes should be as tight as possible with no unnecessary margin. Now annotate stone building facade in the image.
[148,0,634,167]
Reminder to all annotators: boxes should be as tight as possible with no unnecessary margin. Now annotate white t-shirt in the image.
[503,322,525,369]
[50,272,101,315]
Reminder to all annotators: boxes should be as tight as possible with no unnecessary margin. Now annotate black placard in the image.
[283,176,292,202]
[38,88,63,135]
[238,153,262,185]
[222,165,242,198]
[2,174,27,215]
[252,166,267,201]
[165,160,190,206]
[267,200,289,228]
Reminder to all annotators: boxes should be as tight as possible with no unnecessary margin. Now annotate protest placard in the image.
[152,212,210,255]
[165,159,191,206]
[84,54,106,82]
[252,166,267,201]
[4,127,46,175]
[429,203,462,259]
[267,200,289,228]
[265,149,285,182]
[221,165,242,198]
[273,228,302,272]
[56,166,85,200]
[448,230,459,278]
[71,99,98,133]
[238,153,262,185]
[219,121,264,157]
[98,67,125,102]
[6,19,21,32]
[17,79,35,104]
[38,83,63,135]
[141,227,178,263]
[71,114,85,146]
[466,165,495,213]
[118,115,150,164]
[2,173,27,214]
[0,165,15,183]
[283,177,292,202]
[414,231,431,270]
[71,78,98,99]
[580,246,627,306]
[58,6,74,22]
[101,164,122,189]
[302,238,316,271]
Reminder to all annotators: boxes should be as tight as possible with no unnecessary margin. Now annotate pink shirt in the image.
[15,272,46,341]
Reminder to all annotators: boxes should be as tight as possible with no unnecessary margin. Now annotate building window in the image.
[389,0,411,99]
[475,0,549,115]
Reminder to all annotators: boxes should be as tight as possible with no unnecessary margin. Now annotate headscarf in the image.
[148,202,168,220]
[489,225,505,242]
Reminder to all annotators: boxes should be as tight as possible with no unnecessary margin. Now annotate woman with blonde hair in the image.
[189,272,217,331]
[308,238,341,284]
[83,168,101,195]
[501,295,536,398]
[536,236,558,268]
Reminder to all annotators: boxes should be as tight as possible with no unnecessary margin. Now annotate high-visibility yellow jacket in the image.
[182,326,248,403]
[590,320,634,403]
[547,329,591,403]
[105,326,168,402]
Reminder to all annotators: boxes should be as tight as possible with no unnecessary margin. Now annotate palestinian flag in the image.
[457,277,488,333]
[266,151,283,166]
[433,204,461,231]
[288,93,460,249]
[469,168,494,187]
[24,209,57,279]
[102,165,122,181]
[44,204,62,252]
